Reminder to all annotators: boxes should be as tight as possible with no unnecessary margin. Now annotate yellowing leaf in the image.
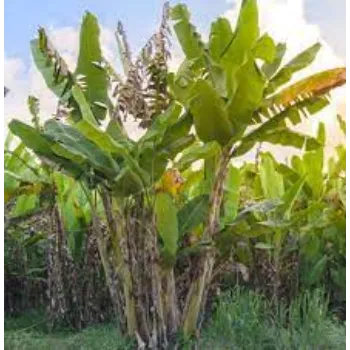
[156,169,185,197]
[265,68,346,109]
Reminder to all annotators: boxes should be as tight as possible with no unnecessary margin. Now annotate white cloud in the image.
[4,57,31,133]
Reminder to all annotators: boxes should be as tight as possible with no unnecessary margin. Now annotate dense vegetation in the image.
[4,1,346,349]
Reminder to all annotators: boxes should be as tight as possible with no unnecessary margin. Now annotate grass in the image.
[5,289,345,350]
[199,288,346,350]
[4,325,134,350]
[4,311,134,350]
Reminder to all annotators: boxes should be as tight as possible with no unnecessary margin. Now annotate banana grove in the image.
[5,0,346,348]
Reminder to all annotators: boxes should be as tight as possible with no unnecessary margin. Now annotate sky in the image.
[4,0,346,159]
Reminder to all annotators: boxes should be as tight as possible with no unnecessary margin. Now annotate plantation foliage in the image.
[5,1,346,348]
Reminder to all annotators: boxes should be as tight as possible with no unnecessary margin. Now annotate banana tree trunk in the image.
[163,269,179,334]
[99,190,183,348]
[93,214,125,328]
[47,204,67,328]
[48,204,81,328]
[182,145,233,337]
[100,190,137,336]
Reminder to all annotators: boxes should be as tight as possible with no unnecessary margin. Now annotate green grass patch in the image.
[199,288,346,350]
[4,317,134,350]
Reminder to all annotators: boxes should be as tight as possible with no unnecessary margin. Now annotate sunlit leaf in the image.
[154,192,179,265]
[75,12,109,120]
[189,79,234,145]
[266,42,321,94]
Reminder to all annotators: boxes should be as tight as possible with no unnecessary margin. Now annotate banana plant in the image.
[277,117,346,303]
[7,1,346,346]
[223,117,346,304]
[5,95,110,327]
[169,1,345,336]
[5,95,92,252]
[5,132,50,224]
